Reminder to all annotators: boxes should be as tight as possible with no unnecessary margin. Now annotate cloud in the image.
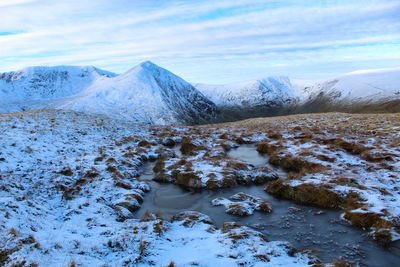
[0,0,37,8]
[0,0,399,83]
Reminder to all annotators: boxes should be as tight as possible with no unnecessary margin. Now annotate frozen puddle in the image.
[136,144,400,266]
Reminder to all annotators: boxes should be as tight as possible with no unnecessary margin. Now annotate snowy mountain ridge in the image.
[306,67,400,103]
[0,62,399,124]
[194,76,297,108]
[196,67,400,109]
[0,61,218,124]
[0,65,116,100]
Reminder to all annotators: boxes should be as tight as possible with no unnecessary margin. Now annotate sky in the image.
[0,0,399,84]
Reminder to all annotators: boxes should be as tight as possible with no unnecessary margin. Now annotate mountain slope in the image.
[0,62,218,125]
[195,76,297,108]
[195,67,400,121]
[55,61,218,124]
[308,68,400,101]
[1,63,398,124]
[298,67,400,113]
[0,65,116,113]
[0,65,116,100]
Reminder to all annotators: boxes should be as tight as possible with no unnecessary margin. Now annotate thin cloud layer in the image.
[0,0,399,83]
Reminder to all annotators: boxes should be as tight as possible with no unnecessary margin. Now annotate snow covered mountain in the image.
[195,67,400,118]
[1,63,398,124]
[0,65,116,113]
[304,67,400,103]
[56,61,218,124]
[0,62,218,125]
[195,76,297,108]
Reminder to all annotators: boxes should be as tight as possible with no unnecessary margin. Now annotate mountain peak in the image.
[139,60,156,67]
[123,61,163,77]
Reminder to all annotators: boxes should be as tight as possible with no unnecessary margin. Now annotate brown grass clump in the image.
[176,172,202,189]
[84,168,99,178]
[180,136,206,155]
[9,228,18,237]
[226,203,251,216]
[256,141,281,154]
[334,139,368,155]
[61,186,80,200]
[138,140,150,147]
[332,258,354,267]
[267,131,282,139]
[227,229,250,240]
[153,157,167,173]
[343,210,394,235]
[225,159,249,171]
[114,180,133,190]
[167,159,187,170]
[254,254,270,262]
[219,132,229,139]
[171,211,214,226]
[333,176,361,187]
[59,167,74,176]
[120,136,137,144]
[106,165,117,173]
[221,222,242,233]
[268,154,324,173]
[221,175,238,188]
[258,200,272,213]
[294,130,313,141]
[140,210,163,222]
[106,157,117,164]
[220,141,232,152]
[265,180,344,209]
[235,136,253,144]
[361,150,394,162]
[122,152,136,158]
[61,169,101,199]
[373,229,393,247]
[153,220,167,235]
[153,173,173,183]
[125,193,143,203]
[162,138,175,147]
[316,154,335,162]
[206,178,220,189]
[94,156,104,164]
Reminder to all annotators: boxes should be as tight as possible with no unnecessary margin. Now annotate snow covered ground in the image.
[211,192,272,216]
[0,110,319,266]
[228,113,400,244]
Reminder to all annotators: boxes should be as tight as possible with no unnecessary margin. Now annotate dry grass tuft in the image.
[334,139,368,155]
[176,172,202,189]
[221,222,242,233]
[268,154,324,173]
[332,258,354,267]
[180,136,206,155]
[256,141,282,154]
[265,180,344,209]
[59,167,74,176]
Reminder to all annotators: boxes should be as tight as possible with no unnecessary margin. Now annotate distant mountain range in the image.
[196,68,400,121]
[0,62,399,124]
